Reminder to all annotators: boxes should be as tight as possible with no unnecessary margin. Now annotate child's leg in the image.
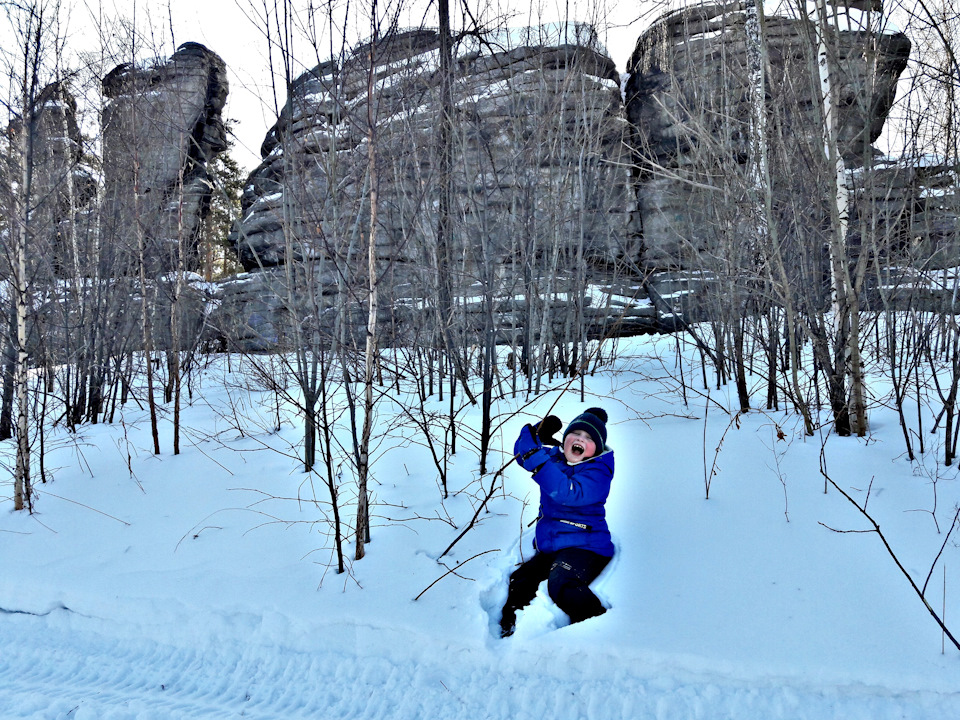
[546,548,611,624]
[500,552,554,636]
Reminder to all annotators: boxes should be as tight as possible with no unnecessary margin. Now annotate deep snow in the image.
[1,334,959,719]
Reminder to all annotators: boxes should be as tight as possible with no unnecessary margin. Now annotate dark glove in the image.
[514,424,550,471]
[536,415,562,446]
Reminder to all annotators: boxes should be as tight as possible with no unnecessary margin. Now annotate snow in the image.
[2,333,960,719]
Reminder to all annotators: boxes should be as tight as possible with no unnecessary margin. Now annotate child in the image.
[499,407,614,637]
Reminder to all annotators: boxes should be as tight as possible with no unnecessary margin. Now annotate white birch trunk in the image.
[744,0,815,432]
[356,34,380,560]
[813,0,866,435]
[171,136,186,455]
[745,0,768,251]
[13,124,32,510]
[12,12,39,510]
[814,0,850,320]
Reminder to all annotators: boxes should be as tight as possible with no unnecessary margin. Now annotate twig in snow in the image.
[819,468,960,653]
[414,549,499,601]
[437,471,503,559]
[40,491,130,526]
[922,506,960,597]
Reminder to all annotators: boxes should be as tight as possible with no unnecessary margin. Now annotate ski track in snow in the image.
[2,614,957,720]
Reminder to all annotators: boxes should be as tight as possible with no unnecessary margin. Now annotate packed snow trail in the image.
[2,611,957,720]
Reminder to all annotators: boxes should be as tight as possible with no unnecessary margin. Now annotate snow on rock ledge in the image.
[222,25,639,350]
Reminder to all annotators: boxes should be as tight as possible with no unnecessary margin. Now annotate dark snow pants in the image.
[500,548,610,636]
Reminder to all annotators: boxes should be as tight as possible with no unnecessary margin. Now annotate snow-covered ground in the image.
[2,334,959,719]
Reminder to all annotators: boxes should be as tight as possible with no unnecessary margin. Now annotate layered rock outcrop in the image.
[855,158,960,310]
[222,25,640,350]
[218,5,945,349]
[624,1,911,277]
[21,82,97,274]
[101,42,229,276]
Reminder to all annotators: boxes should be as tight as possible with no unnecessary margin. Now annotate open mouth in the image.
[570,441,585,456]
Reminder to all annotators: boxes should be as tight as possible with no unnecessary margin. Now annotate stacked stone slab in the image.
[223,24,639,351]
[101,42,229,277]
[854,159,960,311]
[20,82,97,276]
[624,1,911,289]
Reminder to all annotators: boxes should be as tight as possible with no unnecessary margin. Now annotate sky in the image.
[59,0,658,171]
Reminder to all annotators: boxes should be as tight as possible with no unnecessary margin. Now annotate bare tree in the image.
[0,0,67,510]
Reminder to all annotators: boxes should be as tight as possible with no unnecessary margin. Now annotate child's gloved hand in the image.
[514,424,550,471]
[536,415,562,446]
[514,424,541,456]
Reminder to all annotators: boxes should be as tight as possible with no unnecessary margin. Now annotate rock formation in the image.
[623,0,911,309]
[101,42,229,276]
[19,81,97,276]
[854,158,960,310]
[222,24,640,350]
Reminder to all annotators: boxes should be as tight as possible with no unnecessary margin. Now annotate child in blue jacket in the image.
[500,407,614,637]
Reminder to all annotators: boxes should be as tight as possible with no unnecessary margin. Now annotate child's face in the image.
[563,429,597,464]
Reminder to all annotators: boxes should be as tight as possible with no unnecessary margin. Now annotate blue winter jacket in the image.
[514,430,615,557]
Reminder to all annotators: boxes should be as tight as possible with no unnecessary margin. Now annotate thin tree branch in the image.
[414,549,499,601]
[821,468,960,652]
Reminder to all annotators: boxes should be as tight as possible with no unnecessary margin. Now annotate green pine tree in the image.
[200,126,245,281]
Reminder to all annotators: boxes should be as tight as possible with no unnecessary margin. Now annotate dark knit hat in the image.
[563,407,608,450]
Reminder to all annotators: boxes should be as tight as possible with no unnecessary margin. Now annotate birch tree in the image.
[0,0,64,510]
[812,0,867,436]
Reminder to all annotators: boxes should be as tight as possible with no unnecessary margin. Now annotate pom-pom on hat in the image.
[563,407,608,450]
